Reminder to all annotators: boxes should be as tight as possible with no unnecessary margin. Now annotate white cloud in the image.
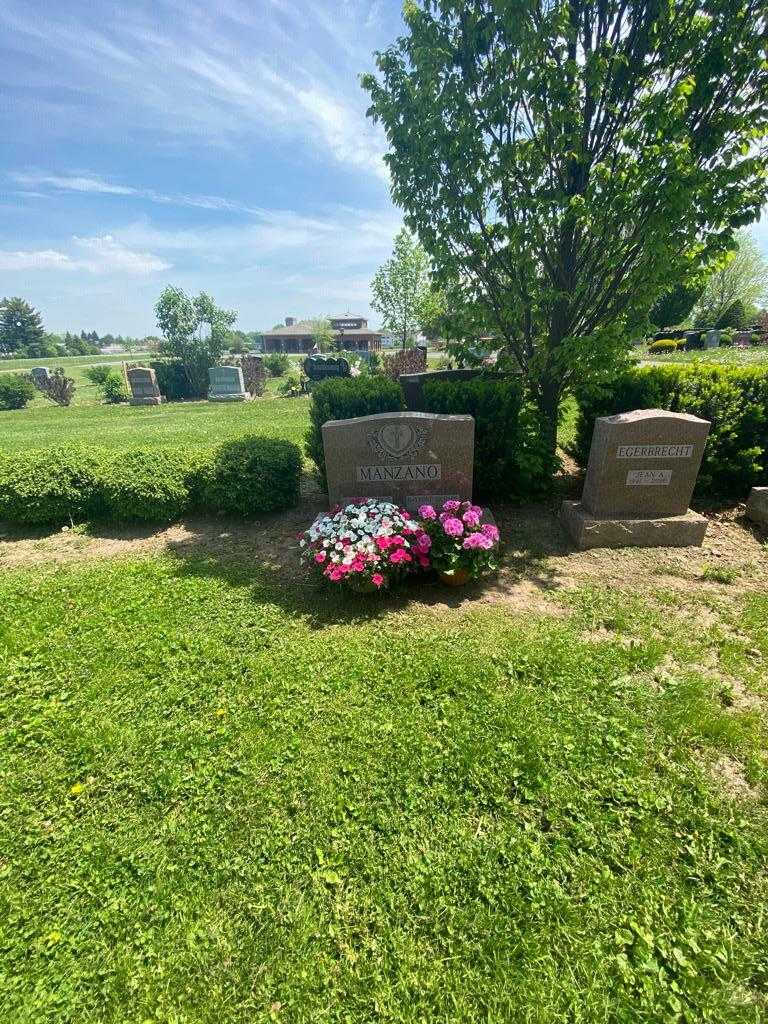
[0,236,170,276]
[0,249,75,271]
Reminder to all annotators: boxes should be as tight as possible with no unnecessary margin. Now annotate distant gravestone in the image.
[746,487,768,529]
[240,353,267,397]
[208,365,250,402]
[303,355,351,383]
[561,409,710,549]
[127,366,163,406]
[733,331,752,348]
[322,411,474,512]
[30,366,50,389]
[703,329,721,349]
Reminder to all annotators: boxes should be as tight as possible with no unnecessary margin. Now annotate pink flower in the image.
[418,504,437,520]
[390,535,406,547]
[481,523,499,542]
[462,509,481,528]
[389,548,412,564]
[462,532,493,550]
[314,551,327,563]
[442,499,461,512]
[414,531,432,553]
[328,568,344,581]
[469,505,484,518]
[442,516,464,538]
[371,573,385,587]
[416,554,431,568]
[375,535,393,550]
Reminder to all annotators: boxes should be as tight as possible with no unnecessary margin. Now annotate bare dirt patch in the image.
[2,495,766,611]
[709,754,760,801]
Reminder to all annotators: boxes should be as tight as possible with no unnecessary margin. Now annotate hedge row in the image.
[0,436,302,526]
[575,365,768,497]
[306,373,554,500]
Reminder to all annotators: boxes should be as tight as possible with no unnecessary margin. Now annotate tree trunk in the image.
[535,372,561,471]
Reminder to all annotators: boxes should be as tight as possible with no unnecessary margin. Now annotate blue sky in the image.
[0,0,405,335]
[1,1,766,337]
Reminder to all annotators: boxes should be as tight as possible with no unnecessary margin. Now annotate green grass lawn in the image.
[1,555,766,1022]
[638,346,768,367]
[0,352,152,372]
[0,389,311,455]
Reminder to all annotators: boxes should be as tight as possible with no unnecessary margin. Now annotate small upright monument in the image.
[30,366,51,389]
[561,409,710,549]
[746,487,768,529]
[127,367,164,406]
[208,365,250,402]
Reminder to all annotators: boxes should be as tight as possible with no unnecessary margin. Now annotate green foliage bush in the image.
[0,446,105,525]
[102,371,129,404]
[305,376,405,485]
[264,352,291,377]
[149,359,201,401]
[575,365,768,497]
[0,374,35,410]
[421,375,526,499]
[647,339,680,353]
[194,436,301,516]
[101,448,191,522]
[85,365,114,386]
[0,436,302,527]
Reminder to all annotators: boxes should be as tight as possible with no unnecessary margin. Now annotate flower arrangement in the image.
[417,499,500,583]
[300,499,432,590]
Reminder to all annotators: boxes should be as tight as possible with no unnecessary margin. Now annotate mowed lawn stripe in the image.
[1,557,766,1022]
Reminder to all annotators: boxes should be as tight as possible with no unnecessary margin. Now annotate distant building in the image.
[263,315,382,354]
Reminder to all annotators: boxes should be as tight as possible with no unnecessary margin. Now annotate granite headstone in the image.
[322,411,474,512]
[30,366,50,389]
[703,329,721,350]
[746,487,768,529]
[127,367,163,406]
[208,365,250,402]
[561,409,710,548]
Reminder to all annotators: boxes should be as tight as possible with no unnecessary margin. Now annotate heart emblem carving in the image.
[368,422,427,460]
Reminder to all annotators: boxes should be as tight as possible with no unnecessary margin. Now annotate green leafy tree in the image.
[692,232,768,329]
[155,287,237,396]
[363,1,768,460]
[648,283,703,331]
[0,298,45,354]
[371,229,433,348]
[310,318,335,352]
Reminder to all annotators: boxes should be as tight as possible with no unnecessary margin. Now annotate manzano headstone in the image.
[561,409,710,549]
[322,411,474,511]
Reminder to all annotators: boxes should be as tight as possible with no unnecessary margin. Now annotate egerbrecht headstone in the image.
[322,411,474,512]
[561,409,710,548]
[127,367,163,406]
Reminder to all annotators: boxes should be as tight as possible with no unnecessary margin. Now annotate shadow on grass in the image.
[152,496,573,629]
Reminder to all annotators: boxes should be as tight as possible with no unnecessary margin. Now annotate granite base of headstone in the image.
[208,365,250,402]
[322,411,474,512]
[746,487,768,529]
[127,366,164,406]
[561,409,710,549]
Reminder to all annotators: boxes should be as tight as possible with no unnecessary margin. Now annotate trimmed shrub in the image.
[149,359,202,401]
[0,446,105,525]
[102,371,129,404]
[306,376,405,485]
[574,365,768,498]
[647,339,680,353]
[101,448,190,522]
[264,352,291,377]
[421,374,527,499]
[194,436,301,516]
[0,374,35,410]
[85,365,114,386]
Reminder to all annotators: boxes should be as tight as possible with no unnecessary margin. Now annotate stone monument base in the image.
[746,487,768,528]
[560,501,708,550]
[208,393,250,402]
[129,396,164,406]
